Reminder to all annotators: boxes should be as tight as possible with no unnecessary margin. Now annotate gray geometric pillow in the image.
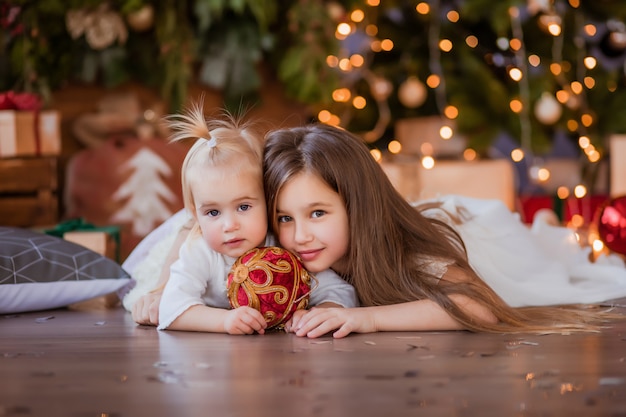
[0,227,132,314]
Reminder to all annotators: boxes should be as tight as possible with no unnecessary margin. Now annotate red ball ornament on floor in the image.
[227,247,313,329]
[595,196,626,256]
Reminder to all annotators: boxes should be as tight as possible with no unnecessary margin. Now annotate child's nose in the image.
[223,214,239,231]
[293,222,311,243]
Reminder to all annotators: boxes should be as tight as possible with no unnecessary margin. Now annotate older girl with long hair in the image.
[263,123,626,338]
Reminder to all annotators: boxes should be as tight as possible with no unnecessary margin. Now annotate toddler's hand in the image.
[223,306,267,335]
[132,292,162,326]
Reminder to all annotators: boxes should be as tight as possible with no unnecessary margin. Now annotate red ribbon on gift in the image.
[0,91,42,111]
[0,91,43,155]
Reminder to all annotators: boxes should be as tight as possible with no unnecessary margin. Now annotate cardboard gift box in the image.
[45,219,121,262]
[0,110,62,158]
[0,110,37,158]
[63,231,118,260]
[38,110,62,156]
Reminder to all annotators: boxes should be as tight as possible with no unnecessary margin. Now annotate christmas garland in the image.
[0,0,345,111]
[3,0,626,159]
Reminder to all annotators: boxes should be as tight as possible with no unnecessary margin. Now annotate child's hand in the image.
[289,307,375,339]
[132,292,162,326]
[223,306,267,335]
[284,309,308,333]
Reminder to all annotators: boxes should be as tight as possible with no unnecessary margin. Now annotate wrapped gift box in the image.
[44,219,121,262]
[0,110,61,158]
[63,231,118,260]
[380,156,517,210]
[0,110,37,158]
[38,110,62,156]
[395,116,467,157]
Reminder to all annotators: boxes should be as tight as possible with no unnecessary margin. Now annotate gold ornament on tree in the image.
[398,76,427,108]
[66,4,128,50]
[534,92,562,125]
[126,5,155,32]
[370,76,393,101]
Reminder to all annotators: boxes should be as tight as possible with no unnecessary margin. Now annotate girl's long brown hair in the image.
[263,124,620,334]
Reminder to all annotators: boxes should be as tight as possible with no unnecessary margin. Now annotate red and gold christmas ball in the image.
[595,196,626,256]
[227,247,312,329]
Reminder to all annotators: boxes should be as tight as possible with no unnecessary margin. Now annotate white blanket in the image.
[420,195,626,307]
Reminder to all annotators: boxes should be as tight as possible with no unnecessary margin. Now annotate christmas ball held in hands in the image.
[227,247,314,329]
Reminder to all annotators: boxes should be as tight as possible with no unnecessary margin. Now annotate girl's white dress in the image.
[421,195,626,307]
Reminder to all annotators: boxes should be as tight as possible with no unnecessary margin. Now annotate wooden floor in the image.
[2,302,626,417]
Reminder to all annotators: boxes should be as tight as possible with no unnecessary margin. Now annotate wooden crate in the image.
[0,157,59,227]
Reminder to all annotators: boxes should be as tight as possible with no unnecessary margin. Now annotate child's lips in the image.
[297,248,322,262]
[224,238,244,247]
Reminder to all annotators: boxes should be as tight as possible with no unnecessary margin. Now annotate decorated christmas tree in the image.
[3,0,626,195]
[321,1,626,198]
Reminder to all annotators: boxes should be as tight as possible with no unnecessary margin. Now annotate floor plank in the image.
[1,304,626,417]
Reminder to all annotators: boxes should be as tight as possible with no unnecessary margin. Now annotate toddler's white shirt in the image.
[158,234,358,330]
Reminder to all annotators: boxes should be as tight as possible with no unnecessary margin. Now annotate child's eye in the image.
[238,204,252,212]
[206,209,220,217]
[277,215,292,223]
[311,210,325,219]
